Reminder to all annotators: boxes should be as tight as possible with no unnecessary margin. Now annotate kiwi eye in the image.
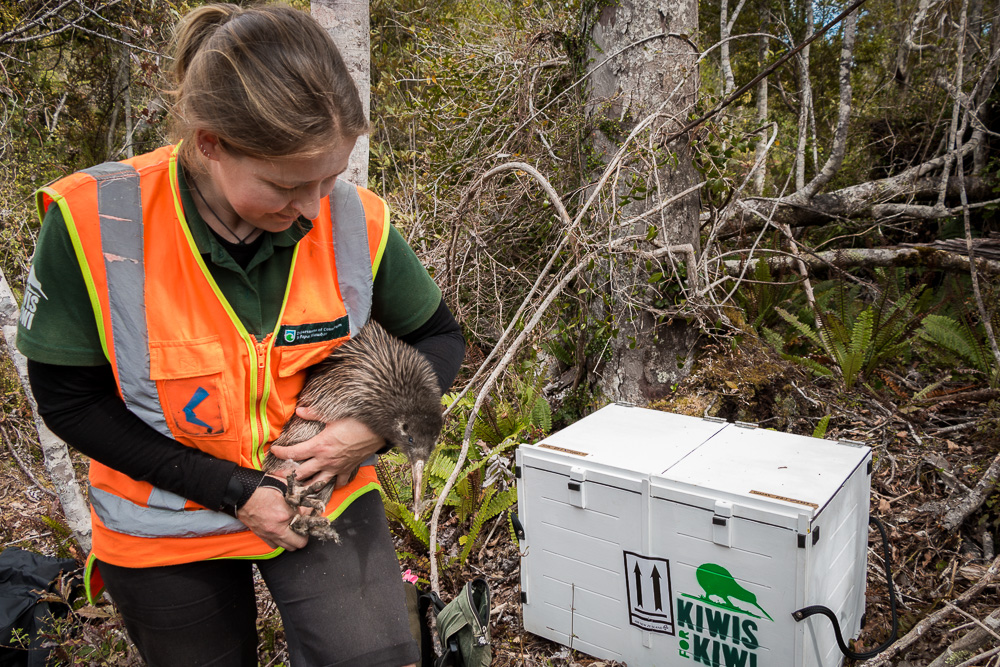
[408,436,414,444]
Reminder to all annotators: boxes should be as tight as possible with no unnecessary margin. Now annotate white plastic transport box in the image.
[516,404,873,667]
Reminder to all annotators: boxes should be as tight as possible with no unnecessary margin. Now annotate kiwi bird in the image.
[696,563,773,621]
[262,319,443,541]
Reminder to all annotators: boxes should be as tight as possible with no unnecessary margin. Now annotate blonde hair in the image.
[168,3,367,168]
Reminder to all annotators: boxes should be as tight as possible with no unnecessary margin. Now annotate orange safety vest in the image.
[36,145,389,583]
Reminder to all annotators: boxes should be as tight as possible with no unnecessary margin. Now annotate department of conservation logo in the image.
[19,266,47,330]
[676,563,772,666]
[284,328,297,343]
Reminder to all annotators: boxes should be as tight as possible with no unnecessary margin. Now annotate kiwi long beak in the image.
[411,459,425,515]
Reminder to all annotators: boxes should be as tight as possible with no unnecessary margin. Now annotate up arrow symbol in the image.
[633,562,644,608]
[651,566,663,610]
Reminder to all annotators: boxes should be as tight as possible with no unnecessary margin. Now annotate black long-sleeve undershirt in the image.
[27,299,465,512]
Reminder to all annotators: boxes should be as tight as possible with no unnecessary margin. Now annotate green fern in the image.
[382,374,551,571]
[919,314,993,375]
[772,274,928,389]
[381,496,431,547]
[812,415,830,439]
[454,486,518,566]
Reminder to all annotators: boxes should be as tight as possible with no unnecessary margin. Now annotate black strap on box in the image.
[791,516,899,661]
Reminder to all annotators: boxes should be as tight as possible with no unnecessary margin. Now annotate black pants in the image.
[96,492,419,667]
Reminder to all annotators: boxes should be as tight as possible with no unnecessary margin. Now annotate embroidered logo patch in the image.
[275,317,349,347]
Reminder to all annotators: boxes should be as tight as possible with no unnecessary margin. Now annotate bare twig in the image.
[4,435,58,499]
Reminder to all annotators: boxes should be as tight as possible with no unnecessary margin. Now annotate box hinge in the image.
[615,401,637,408]
[703,415,726,423]
[735,420,758,429]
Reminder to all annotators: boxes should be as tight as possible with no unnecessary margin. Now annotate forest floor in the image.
[2,335,999,666]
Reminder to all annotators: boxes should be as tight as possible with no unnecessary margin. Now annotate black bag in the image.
[0,548,78,667]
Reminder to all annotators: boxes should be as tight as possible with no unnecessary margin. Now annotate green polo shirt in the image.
[16,167,441,365]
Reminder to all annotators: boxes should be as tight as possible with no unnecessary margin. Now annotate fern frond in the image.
[782,353,835,377]
[812,415,830,439]
[383,498,431,547]
[776,307,825,349]
[920,315,987,372]
[454,487,518,566]
[761,326,786,352]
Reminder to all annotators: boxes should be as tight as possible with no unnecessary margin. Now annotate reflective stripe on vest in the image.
[82,163,171,438]
[330,178,373,336]
[87,165,375,539]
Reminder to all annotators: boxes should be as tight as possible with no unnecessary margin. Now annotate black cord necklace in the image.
[189,176,259,245]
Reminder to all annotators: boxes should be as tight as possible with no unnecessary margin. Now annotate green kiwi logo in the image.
[686,563,772,621]
[284,329,296,343]
[676,564,770,665]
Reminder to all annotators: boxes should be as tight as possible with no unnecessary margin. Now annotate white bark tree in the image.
[312,0,370,187]
[585,0,700,404]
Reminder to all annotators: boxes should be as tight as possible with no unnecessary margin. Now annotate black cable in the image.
[791,516,898,661]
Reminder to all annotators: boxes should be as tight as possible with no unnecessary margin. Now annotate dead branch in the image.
[721,246,1000,277]
[858,553,1000,667]
[927,606,1000,667]
[723,139,986,234]
[941,447,1000,532]
[873,196,1000,221]
[952,0,1000,385]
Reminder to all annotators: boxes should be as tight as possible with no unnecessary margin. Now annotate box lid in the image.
[650,425,870,524]
[520,404,728,487]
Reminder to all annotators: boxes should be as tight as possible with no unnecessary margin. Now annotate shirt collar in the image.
[176,165,314,268]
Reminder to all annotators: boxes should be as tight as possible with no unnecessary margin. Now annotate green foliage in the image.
[381,375,551,569]
[732,250,800,332]
[919,314,999,384]
[812,415,830,439]
[770,271,929,389]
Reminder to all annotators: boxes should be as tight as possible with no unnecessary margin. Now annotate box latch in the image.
[568,467,587,509]
[712,500,733,547]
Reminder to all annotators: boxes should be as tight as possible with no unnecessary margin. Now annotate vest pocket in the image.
[275,338,345,378]
[150,337,233,439]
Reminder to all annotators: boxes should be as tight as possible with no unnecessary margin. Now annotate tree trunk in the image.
[311,0,370,187]
[585,0,700,404]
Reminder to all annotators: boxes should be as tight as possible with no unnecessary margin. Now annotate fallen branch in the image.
[859,553,1000,667]
[0,270,91,552]
[721,246,1000,277]
[942,447,1000,532]
[722,146,987,234]
[926,606,1000,667]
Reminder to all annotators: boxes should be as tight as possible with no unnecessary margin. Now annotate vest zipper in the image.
[250,335,273,468]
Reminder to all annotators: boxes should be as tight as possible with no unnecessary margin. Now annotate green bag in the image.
[434,578,491,667]
[411,578,492,667]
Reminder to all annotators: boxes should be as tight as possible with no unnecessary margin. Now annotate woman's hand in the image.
[236,479,308,551]
[267,408,385,490]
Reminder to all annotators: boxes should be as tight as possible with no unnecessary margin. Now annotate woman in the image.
[16,4,464,666]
